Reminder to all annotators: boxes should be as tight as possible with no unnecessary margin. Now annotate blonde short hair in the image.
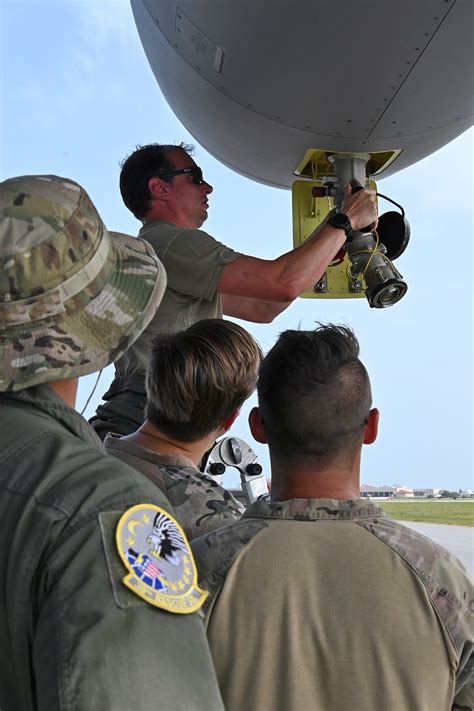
[145,319,262,441]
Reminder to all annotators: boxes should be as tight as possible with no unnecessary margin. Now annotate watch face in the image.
[330,213,351,232]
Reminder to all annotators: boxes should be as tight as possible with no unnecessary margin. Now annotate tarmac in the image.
[400,521,474,575]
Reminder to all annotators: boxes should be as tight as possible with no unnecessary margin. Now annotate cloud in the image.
[74,0,137,52]
[8,0,143,132]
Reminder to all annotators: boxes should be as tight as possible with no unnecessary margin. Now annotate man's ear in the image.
[249,407,267,444]
[221,409,239,433]
[363,408,379,445]
[148,177,171,200]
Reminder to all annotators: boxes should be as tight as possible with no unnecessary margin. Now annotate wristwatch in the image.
[327,212,355,241]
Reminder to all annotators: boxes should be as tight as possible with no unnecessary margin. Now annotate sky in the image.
[1,0,472,491]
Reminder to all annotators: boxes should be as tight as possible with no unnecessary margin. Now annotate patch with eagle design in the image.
[115,504,208,613]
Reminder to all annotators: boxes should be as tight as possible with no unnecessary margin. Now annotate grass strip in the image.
[378,501,473,527]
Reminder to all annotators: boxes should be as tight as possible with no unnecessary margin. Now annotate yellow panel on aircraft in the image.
[292,178,378,300]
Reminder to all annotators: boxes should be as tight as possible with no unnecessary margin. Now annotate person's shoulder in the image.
[159,466,244,538]
[60,434,174,522]
[361,514,470,585]
[0,389,61,437]
[0,396,171,520]
[141,219,238,252]
[0,392,82,488]
[360,514,473,656]
[140,220,212,243]
[161,465,235,500]
[191,515,271,588]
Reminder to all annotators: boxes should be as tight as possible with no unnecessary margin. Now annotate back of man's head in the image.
[257,324,372,464]
[145,319,262,442]
[0,174,166,392]
[120,142,193,220]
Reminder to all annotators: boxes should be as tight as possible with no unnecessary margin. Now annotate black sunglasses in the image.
[158,166,204,185]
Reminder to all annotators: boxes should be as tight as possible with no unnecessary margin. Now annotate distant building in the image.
[412,488,441,498]
[360,485,416,499]
[360,485,395,499]
[395,486,414,498]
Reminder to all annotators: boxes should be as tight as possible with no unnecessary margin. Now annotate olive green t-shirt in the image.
[192,498,474,711]
[116,221,241,376]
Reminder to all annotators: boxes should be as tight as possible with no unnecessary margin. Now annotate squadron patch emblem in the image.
[115,503,208,613]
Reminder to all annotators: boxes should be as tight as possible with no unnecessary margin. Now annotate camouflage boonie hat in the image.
[0,175,167,391]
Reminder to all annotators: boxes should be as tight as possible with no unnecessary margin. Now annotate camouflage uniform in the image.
[0,175,166,391]
[192,498,474,711]
[104,433,245,540]
[0,176,224,711]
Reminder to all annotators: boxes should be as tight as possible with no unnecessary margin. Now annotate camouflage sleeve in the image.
[191,518,271,610]
[359,515,474,708]
[162,468,245,540]
[453,642,473,709]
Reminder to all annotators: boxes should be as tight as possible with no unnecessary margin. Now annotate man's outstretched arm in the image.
[218,185,377,318]
[222,293,292,323]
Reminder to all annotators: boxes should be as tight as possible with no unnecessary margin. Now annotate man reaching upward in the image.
[91,142,378,438]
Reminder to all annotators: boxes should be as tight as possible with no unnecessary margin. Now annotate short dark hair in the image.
[119,142,194,220]
[257,324,372,462]
[145,319,263,442]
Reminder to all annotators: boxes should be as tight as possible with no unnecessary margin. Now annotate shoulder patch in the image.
[115,503,207,614]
